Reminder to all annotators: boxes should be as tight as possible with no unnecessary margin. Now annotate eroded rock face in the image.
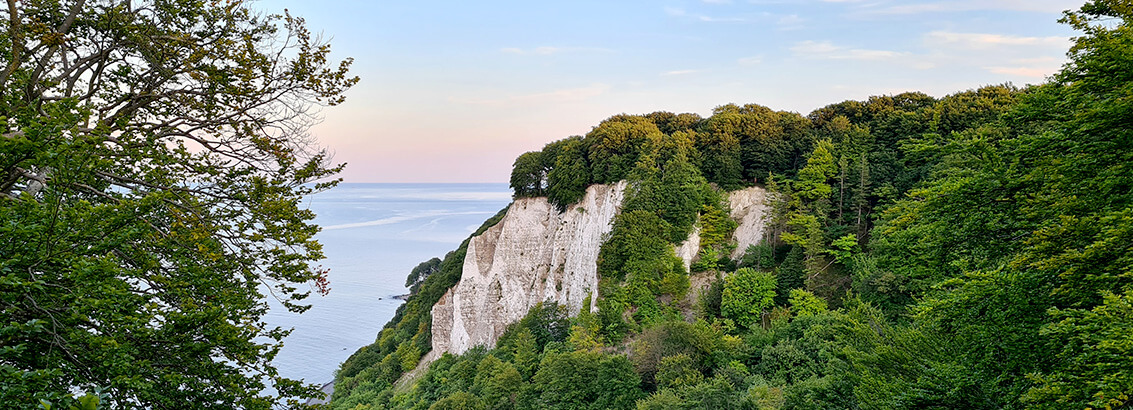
[428,183,769,357]
[674,227,701,272]
[430,182,627,355]
[728,186,770,259]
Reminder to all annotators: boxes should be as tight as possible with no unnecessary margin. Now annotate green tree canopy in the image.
[721,268,777,329]
[510,151,545,197]
[585,115,664,184]
[0,1,356,407]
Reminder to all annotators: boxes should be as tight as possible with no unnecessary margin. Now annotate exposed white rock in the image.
[430,182,627,356]
[674,226,701,272]
[728,185,770,259]
[427,182,769,359]
[676,185,770,268]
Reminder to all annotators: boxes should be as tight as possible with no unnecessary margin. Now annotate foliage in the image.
[696,103,813,189]
[332,207,509,404]
[738,243,776,272]
[429,392,485,410]
[1027,290,1133,409]
[622,146,707,243]
[655,354,705,389]
[343,3,1133,409]
[0,0,358,407]
[599,210,675,283]
[496,301,572,354]
[792,139,837,204]
[774,246,807,306]
[545,137,591,210]
[585,115,665,184]
[690,198,739,273]
[787,289,827,317]
[525,350,644,410]
[509,151,545,197]
[406,257,443,294]
[36,392,104,410]
[721,268,777,329]
[629,320,732,388]
[698,199,739,253]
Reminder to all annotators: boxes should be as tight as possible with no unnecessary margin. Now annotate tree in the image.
[509,151,545,197]
[526,351,643,410]
[694,113,743,190]
[585,115,664,184]
[867,2,1133,406]
[793,139,836,204]
[621,148,706,243]
[787,289,827,317]
[406,257,443,293]
[644,111,702,135]
[545,136,590,211]
[429,392,486,410]
[655,354,704,389]
[1027,290,1133,409]
[0,1,356,408]
[775,246,806,306]
[721,268,776,329]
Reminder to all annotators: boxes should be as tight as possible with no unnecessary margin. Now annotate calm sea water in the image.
[262,183,513,386]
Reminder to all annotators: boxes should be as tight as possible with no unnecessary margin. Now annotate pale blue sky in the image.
[256,0,1081,183]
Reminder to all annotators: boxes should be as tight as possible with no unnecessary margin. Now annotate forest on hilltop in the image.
[331,2,1133,409]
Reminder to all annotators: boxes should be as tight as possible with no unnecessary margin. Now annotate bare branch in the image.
[0,0,22,87]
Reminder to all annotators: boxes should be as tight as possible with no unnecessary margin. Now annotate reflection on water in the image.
[262,183,512,385]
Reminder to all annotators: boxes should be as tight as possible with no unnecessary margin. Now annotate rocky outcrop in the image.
[674,227,701,272]
[728,185,771,259]
[430,182,627,355]
[428,183,769,357]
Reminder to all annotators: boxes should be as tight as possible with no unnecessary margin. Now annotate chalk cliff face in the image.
[429,183,768,357]
[728,186,771,259]
[430,182,627,355]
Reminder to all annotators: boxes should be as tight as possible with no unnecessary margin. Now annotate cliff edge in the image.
[428,183,768,359]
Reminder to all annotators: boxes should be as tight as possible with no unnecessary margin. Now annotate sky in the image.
[255,0,1083,183]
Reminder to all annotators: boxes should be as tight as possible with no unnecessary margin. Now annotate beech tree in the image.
[509,151,545,197]
[0,0,356,408]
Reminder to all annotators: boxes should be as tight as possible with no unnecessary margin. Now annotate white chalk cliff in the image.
[428,183,769,357]
[728,186,771,259]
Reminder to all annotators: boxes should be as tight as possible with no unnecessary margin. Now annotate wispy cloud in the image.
[501,46,560,55]
[500,46,614,56]
[924,31,1071,50]
[791,40,938,69]
[699,15,747,22]
[738,55,764,66]
[984,56,1065,78]
[791,40,908,61]
[985,66,1053,78]
[702,0,733,4]
[666,6,749,22]
[322,211,495,231]
[791,30,1068,79]
[449,84,612,106]
[777,14,805,30]
[868,0,1079,15]
[778,14,803,23]
[791,26,1071,79]
[661,69,702,76]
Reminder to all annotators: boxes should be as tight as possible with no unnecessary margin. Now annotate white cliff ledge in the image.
[428,182,769,358]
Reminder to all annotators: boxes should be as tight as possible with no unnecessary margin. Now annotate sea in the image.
[262,183,513,387]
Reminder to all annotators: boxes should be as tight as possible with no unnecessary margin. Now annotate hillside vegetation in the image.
[332,3,1133,409]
